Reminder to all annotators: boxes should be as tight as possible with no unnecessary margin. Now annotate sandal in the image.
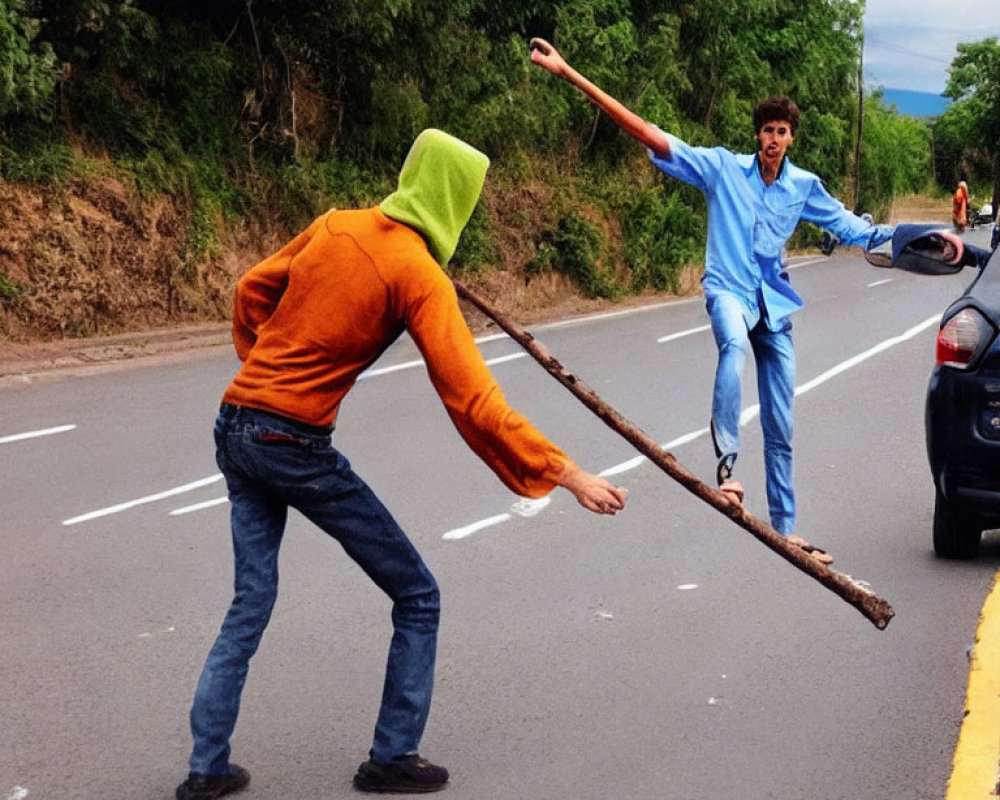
[787,535,834,565]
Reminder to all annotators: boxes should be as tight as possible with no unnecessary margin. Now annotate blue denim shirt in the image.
[650,133,893,330]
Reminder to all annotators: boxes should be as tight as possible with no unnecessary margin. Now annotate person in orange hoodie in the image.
[175,129,628,800]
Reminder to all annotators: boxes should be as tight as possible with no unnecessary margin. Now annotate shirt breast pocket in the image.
[754,200,805,257]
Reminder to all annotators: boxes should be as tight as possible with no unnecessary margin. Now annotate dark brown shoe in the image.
[353,755,449,793]
[176,764,250,800]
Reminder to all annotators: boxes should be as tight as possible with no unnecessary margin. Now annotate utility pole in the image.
[853,31,864,210]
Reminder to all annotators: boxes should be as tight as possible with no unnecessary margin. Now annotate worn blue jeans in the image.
[187,404,440,775]
[706,293,796,534]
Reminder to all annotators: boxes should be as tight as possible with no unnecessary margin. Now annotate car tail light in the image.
[936,308,995,368]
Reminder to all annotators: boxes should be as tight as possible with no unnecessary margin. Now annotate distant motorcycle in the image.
[966,202,993,231]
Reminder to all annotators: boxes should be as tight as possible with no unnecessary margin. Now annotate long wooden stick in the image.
[454,279,895,630]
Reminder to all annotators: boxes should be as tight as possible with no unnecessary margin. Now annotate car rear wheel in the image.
[933,488,982,559]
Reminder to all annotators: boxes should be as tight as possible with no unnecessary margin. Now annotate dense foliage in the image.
[0,0,56,119]
[857,91,933,217]
[0,0,985,320]
[936,38,1000,215]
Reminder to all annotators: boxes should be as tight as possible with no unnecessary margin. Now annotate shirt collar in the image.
[754,152,787,184]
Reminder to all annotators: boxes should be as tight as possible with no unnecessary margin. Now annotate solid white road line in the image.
[657,325,710,344]
[0,424,76,444]
[787,257,826,270]
[652,257,861,345]
[359,358,426,379]
[170,497,230,516]
[63,474,223,526]
[361,351,526,380]
[793,315,939,396]
[442,513,513,541]
[61,353,529,525]
[484,353,529,367]
[58,285,939,528]
[441,314,941,540]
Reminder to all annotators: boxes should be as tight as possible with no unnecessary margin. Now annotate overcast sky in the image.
[863,0,1000,94]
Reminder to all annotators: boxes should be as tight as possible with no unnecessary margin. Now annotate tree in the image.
[942,37,1000,217]
[857,93,932,217]
[0,0,57,122]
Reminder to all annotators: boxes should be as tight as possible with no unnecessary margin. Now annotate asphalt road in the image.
[2,234,999,800]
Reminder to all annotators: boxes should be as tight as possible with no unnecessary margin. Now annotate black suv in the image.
[925,239,1000,557]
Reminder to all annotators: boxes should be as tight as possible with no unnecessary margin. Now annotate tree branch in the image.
[453,279,895,630]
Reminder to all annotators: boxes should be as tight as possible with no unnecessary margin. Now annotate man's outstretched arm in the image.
[529,37,671,158]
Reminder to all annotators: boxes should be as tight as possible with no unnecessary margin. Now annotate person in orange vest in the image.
[953,180,969,233]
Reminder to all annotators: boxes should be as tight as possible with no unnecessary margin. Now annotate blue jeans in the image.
[706,293,796,534]
[187,404,440,775]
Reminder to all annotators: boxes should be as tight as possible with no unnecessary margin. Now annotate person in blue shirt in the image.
[530,38,893,564]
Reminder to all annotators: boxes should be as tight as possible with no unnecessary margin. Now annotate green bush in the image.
[621,186,703,292]
[0,133,76,182]
[857,94,933,216]
[369,73,429,162]
[550,210,616,299]
[0,0,57,121]
[273,156,389,231]
[451,203,496,276]
[525,238,555,278]
[0,0,945,337]
[0,273,24,303]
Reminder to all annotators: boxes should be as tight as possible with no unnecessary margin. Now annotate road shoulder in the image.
[947,570,1000,799]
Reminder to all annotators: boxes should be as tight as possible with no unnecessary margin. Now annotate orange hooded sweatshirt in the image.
[222,129,568,498]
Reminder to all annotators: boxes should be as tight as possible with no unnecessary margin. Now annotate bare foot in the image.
[787,535,834,565]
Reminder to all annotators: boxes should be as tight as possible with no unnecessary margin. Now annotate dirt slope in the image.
[0,179,951,380]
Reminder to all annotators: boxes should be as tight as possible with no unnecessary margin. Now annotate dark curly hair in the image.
[753,96,800,135]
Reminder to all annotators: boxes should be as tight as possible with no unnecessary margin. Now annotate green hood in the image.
[380,129,489,267]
